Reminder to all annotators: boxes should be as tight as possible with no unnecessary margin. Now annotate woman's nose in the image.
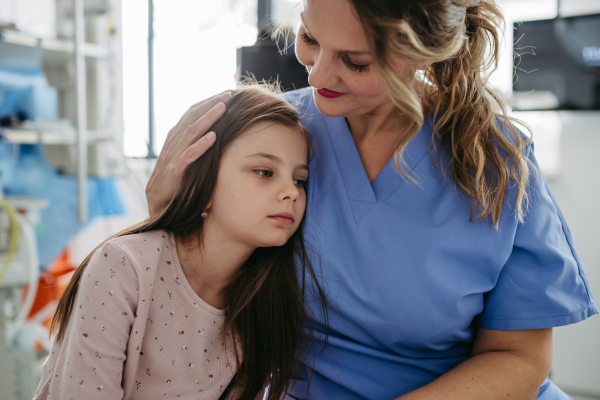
[307,53,335,89]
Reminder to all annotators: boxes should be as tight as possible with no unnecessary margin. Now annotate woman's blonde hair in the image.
[348,0,532,227]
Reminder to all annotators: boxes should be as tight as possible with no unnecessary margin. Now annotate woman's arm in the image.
[396,327,553,400]
[146,92,231,217]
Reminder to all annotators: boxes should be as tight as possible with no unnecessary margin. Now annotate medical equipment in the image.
[237,33,309,92]
[0,187,47,400]
[513,13,600,110]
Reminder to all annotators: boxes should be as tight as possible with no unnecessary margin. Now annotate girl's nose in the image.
[280,180,301,202]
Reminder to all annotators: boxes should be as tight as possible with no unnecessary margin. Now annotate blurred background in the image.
[0,0,598,399]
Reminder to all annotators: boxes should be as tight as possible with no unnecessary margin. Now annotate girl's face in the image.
[207,121,308,248]
[295,0,415,118]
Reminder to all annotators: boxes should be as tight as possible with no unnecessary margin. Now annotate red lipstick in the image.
[316,88,347,99]
[269,212,295,225]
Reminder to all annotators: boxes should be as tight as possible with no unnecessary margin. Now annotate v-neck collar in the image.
[322,113,433,223]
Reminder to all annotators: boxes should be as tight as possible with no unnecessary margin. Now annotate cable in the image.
[0,201,41,343]
[14,214,39,327]
[0,199,19,284]
[0,199,39,332]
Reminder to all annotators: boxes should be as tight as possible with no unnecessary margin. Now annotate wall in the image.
[547,112,600,398]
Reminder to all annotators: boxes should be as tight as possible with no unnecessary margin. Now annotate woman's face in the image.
[295,0,412,118]
[207,121,308,249]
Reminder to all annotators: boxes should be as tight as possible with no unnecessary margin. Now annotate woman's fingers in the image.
[189,91,232,114]
[173,101,225,172]
[159,93,228,169]
[178,95,230,140]
[180,102,226,147]
[177,131,217,173]
[178,93,231,134]
[165,92,231,149]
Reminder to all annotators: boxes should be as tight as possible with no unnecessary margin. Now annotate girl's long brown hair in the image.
[347,0,532,227]
[51,85,328,400]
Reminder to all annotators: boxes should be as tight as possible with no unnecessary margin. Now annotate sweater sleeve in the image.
[34,241,139,399]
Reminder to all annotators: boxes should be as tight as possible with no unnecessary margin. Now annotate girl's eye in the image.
[293,179,306,188]
[343,55,369,73]
[300,33,318,46]
[254,169,272,178]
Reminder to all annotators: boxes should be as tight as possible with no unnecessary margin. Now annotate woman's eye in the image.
[254,169,272,178]
[301,33,318,46]
[343,55,369,73]
[293,179,306,188]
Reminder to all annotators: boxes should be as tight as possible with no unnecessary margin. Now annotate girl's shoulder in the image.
[105,229,172,252]
[90,230,174,276]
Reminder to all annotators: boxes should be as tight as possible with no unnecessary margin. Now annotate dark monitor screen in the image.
[237,39,309,93]
[513,14,600,110]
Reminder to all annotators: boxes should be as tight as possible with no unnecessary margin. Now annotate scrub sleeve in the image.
[477,146,597,329]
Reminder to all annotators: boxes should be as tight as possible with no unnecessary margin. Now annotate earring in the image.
[201,211,208,218]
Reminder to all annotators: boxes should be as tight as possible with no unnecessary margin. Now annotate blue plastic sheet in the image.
[1,144,124,269]
[0,67,57,121]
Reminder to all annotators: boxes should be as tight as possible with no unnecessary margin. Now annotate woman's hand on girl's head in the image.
[146,92,231,217]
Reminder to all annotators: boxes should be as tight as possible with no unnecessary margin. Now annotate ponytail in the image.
[351,0,533,227]
[428,0,532,226]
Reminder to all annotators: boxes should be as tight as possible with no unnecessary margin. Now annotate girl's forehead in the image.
[229,121,307,157]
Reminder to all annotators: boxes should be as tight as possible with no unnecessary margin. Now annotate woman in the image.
[146,0,597,399]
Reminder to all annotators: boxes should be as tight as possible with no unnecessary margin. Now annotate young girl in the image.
[34,86,327,400]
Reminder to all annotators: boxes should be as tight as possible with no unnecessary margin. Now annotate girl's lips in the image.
[316,88,347,99]
[269,216,294,225]
[269,213,295,225]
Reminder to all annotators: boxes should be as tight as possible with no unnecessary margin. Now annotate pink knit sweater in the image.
[34,230,240,399]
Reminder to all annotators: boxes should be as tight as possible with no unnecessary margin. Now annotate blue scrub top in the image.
[283,88,598,400]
